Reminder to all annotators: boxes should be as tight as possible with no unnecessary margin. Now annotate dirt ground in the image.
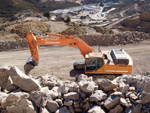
[0,40,150,80]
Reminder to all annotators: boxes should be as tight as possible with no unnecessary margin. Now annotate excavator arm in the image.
[24,31,95,74]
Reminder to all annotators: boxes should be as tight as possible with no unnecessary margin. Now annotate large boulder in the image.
[90,90,107,102]
[46,100,59,112]
[10,67,41,92]
[96,79,117,92]
[78,80,98,93]
[104,96,120,110]
[88,106,105,113]
[64,92,79,101]
[0,66,10,89]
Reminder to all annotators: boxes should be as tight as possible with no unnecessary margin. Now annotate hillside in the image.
[0,0,79,18]
[82,0,150,4]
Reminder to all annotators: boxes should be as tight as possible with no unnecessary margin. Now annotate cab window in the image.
[86,58,104,72]
[97,58,104,69]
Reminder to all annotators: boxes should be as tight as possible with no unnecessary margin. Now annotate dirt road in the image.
[0,40,150,80]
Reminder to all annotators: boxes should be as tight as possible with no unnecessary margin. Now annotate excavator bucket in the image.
[24,57,35,75]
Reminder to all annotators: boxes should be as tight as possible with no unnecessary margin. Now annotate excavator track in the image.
[73,62,85,71]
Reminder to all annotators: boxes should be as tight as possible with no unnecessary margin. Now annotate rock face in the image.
[0,67,10,89]
[10,67,41,92]
[0,66,150,113]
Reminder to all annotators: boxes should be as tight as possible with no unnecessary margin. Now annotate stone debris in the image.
[0,66,150,113]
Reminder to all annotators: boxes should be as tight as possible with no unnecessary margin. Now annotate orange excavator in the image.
[24,31,133,75]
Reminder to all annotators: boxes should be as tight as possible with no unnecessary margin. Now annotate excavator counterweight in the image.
[24,31,133,75]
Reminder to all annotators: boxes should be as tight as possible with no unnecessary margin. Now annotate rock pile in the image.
[81,31,150,46]
[0,66,150,113]
[0,39,27,51]
[0,31,150,51]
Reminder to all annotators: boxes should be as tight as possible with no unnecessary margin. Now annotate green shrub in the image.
[65,16,71,23]
[43,12,50,17]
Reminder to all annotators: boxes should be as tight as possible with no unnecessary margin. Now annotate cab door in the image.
[85,58,104,72]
